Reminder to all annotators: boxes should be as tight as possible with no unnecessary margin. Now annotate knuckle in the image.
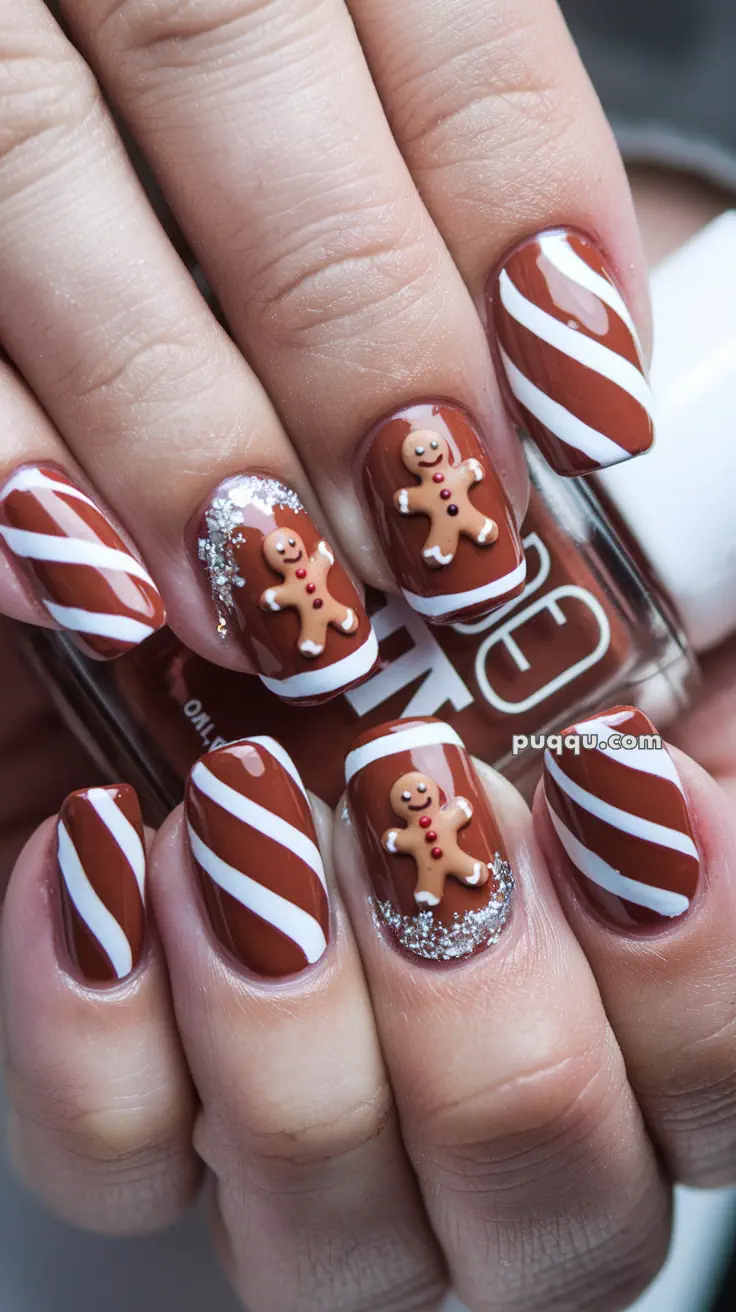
[648,1025,736,1185]
[0,41,101,180]
[244,200,437,349]
[96,0,283,66]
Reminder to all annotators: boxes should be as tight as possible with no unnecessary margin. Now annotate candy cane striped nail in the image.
[185,737,330,977]
[543,706,700,928]
[57,785,146,983]
[0,465,165,659]
[489,229,655,477]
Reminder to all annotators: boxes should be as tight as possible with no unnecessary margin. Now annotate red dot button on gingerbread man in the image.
[260,529,358,658]
[394,432,499,568]
[382,771,493,907]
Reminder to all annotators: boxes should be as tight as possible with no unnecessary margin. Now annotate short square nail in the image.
[345,717,514,961]
[542,705,701,928]
[185,737,331,977]
[194,474,378,705]
[0,465,165,659]
[487,229,655,476]
[357,400,526,624]
[57,785,146,984]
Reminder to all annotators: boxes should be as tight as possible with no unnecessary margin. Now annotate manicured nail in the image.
[543,706,700,927]
[345,718,514,961]
[0,465,165,659]
[57,785,146,983]
[357,401,526,625]
[185,737,330,977]
[195,475,378,705]
[488,229,655,476]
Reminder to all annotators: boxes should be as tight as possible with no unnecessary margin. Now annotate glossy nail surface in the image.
[57,785,146,983]
[346,718,514,961]
[543,706,700,928]
[358,401,526,624]
[185,737,330,977]
[196,475,378,705]
[489,229,655,476]
[0,466,165,659]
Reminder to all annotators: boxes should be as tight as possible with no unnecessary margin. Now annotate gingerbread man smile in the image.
[382,770,493,907]
[393,431,499,568]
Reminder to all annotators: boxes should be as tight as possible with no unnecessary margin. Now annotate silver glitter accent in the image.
[198,477,304,637]
[374,853,514,961]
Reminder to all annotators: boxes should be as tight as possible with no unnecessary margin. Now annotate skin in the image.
[0,5,731,1311]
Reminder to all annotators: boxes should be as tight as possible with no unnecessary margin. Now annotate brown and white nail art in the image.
[57,785,146,983]
[543,706,700,928]
[196,475,378,705]
[346,718,514,961]
[489,229,655,476]
[358,402,526,625]
[185,737,330,977]
[0,465,165,659]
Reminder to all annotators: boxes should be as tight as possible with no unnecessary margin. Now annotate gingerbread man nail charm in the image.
[382,770,493,907]
[393,432,499,568]
[260,528,359,657]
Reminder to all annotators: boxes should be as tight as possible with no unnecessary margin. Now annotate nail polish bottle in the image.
[27,213,735,818]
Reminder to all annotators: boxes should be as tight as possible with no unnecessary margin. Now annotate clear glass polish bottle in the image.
[29,212,736,820]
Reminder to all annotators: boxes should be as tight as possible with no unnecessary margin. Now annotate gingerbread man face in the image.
[399,432,450,480]
[262,528,307,574]
[389,771,440,822]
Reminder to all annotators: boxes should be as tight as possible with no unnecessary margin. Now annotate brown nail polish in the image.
[195,475,378,705]
[185,737,330,977]
[543,705,700,928]
[488,229,655,476]
[346,718,514,961]
[0,465,165,659]
[357,401,526,625]
[57,785,146,983]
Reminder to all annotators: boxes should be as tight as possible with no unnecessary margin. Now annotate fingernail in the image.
[488,228,655,476]
[57,785,146,983]
[185,737,330,977]
[542,705,701,928]
[0,465,165,659]
[357,401,526,625]
[345,718,514,961]
[195,475,378,705]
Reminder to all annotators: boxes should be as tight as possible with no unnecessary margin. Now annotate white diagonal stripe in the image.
[499,349,629,466]
[545,751,699,858]
[187,824,327,964]
[87,789,146,899]
[345,721,464,783]
[44,603,156,643]
[0,468,98,507]
[545,800,690,918]
[241,738,309,801]
[402,557,527,620]
[259,628,378,701]
[0,527,155,584]
[191,761,327,892]
[570,712,684,789]
[57,820,133,979]
[538,232,642,349]
[499,270,654,415]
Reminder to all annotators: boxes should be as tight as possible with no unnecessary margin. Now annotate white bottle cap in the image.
[597,211,736,653]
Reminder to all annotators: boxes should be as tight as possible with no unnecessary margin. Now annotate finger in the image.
[0,1,376,702]
[1,787,200,1232]
[537,705,736,1186]
[0,361,165,657]
[67,0,529,627]
[337,717,670,1312]
[150,737,445,1312]
[348,0,655,477]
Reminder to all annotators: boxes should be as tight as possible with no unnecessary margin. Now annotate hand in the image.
[0,0,652,702]
[4,663,736,1311]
